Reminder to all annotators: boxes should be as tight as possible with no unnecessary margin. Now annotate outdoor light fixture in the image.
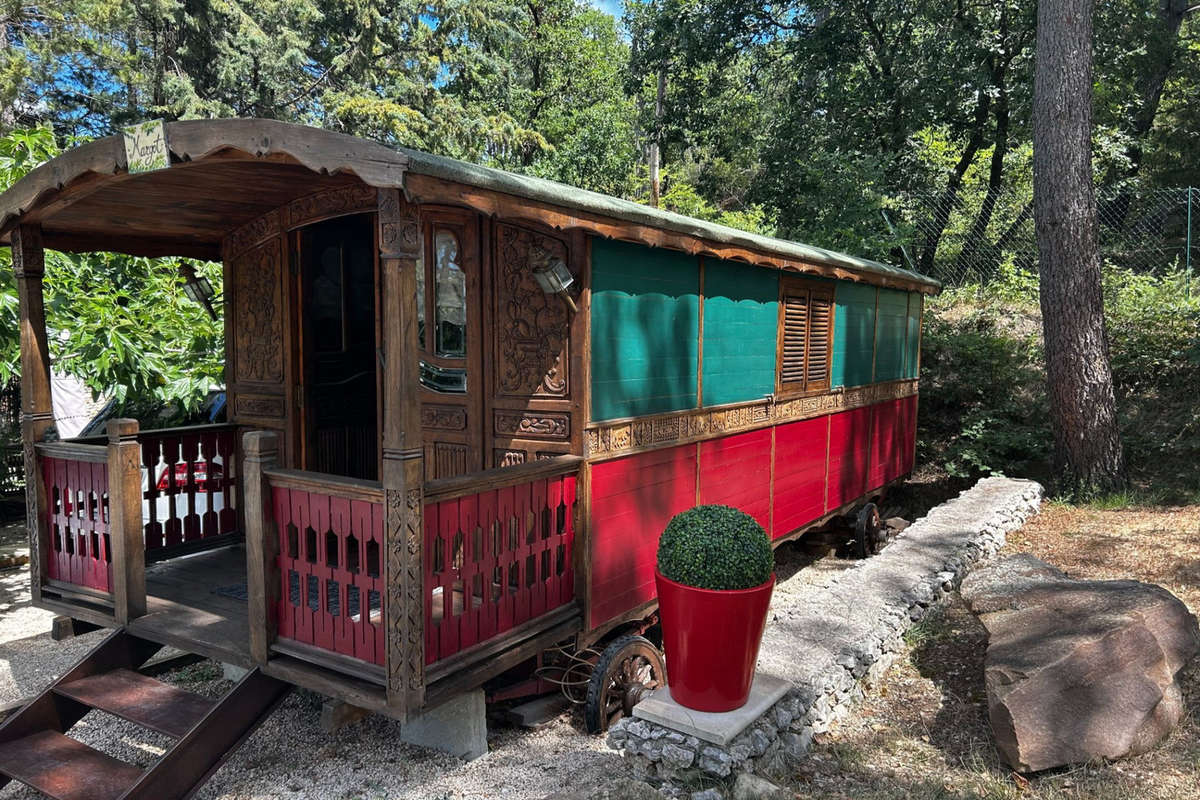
[178,262,218,320]
[531,250,578,312]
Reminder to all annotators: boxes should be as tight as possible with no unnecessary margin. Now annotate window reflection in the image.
[415,255,425,349]
[434,230,466,358]
[420,360,467,394]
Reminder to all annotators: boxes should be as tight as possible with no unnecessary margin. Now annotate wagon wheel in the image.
[854,502,883,558]
[584,635,666,734]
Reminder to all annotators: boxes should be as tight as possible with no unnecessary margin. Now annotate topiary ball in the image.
[656,505,774,590]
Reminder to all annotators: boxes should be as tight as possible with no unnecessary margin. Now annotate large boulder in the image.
[962,553,1200,773]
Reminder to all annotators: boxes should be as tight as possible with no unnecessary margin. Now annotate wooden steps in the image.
[54,669,216,739]
[0,730,142,800]
[0,629,292,800]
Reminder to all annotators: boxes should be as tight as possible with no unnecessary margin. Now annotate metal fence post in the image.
[1187,187,1193,298]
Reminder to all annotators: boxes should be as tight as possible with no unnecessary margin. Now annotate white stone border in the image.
[607,477,1044,798]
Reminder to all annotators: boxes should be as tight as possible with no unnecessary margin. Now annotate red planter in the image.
[655,570,776,712]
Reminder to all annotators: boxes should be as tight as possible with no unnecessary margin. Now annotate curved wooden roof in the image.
[0,118,939,290]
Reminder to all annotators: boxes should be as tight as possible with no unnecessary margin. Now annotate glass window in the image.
[415,255,426,349]
[434,230,466,358]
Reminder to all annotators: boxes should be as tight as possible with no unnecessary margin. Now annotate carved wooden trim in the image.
[494,410,570,441]
[385,481,425,715]
[282,184,378,230]
[421,404,468,432]
[231,239,285,384]
[378,189,420,260]
[235,394,287,419]
[224,209,282,259]
[585,380,919,460]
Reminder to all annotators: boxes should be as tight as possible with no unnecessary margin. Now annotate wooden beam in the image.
[107,419,146,624]
[377,188,426,720]
[243,430,280,666]
[13,225,53,605]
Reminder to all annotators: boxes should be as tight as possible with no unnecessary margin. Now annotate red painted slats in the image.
[42,456,112,593]
[827,406,872,511]
[773,416,830,538]
[698,428,772,533]
[589,445,696,630]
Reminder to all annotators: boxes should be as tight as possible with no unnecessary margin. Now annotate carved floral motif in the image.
[421,405,467,432]
[284,185,377,230]
[494,411,570,440]
[225,210,281,259]
[236,395,286,419]
[494,224,570,397]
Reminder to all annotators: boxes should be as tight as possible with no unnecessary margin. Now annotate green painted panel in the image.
[701,260,779,407]
[905,293,923,379]
[832,282,877,388]
[874,288,910,382]
[591,239,700,421]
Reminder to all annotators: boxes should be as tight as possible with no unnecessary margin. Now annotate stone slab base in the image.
[401,688,488,761]
[633,674,790,746]
[607,477,1044,798]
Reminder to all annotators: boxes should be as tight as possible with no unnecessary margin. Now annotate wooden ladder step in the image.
[0,730,142,800]
[55,668,216,739]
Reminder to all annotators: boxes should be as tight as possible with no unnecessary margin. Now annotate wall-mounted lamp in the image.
[531,251,578,313]
[178,262,218,320]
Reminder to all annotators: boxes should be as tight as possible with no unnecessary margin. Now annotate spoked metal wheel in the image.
[854,502,884,558]
[584,634,666,734]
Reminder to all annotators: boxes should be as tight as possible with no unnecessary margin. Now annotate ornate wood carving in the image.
[225,210,282,259]
[378,189,420,260]
[495,449,527,468]
[421,404,468,432]
[585,379,920,459]
[494,411,570,441]
[494,224,570,397]
[386,483,425,712]
[433,443,469,478]
[232,239,285,384]
[236,394,287,419]
[283,184,378,230]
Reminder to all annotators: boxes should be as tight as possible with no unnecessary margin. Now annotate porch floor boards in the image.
[127,545,252,668]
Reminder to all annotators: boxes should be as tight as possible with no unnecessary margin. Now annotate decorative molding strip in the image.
[235,394,286,419]
[224,209,282,259]
[585,380,919,460]
[494,410,570,440]
[421,404,468,432]
[283,184,378,231]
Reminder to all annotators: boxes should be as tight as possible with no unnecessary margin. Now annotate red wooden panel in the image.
[901,395,918,476]
[698,428,772,533]
[826,406,872,512]
[869,399,903,489]
[772,415,830,539]
[141,426,238,556]
[43,455,111,593]
[589,445,697,631]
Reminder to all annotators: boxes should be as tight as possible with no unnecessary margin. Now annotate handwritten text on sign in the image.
[123,120,169,174]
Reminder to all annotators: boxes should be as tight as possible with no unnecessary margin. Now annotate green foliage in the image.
[0,127,223,419]
[656,505,773,591]
[920,264,1200,500]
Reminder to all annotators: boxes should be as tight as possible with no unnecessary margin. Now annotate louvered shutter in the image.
[805,290,833,389]
[780,290,809,385]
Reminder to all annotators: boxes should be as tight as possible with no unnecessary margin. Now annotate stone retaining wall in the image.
[606,477,1044,798]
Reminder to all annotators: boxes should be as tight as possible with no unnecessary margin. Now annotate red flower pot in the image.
[655,569,775,712]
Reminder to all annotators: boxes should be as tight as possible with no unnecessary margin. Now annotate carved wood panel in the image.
[232,238,285,385]
[493,224,570,398]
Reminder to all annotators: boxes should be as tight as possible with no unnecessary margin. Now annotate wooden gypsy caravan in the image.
[0,119,938,799]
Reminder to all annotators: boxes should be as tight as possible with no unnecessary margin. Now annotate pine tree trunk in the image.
[1033,0,1127,496]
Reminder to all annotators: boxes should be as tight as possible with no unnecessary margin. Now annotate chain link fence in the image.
[885,186,1200,288]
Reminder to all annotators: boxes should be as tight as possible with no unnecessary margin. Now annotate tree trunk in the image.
[1033,0,1127,496]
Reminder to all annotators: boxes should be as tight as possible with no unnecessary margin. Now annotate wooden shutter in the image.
[778,279,835,394]
[805,290,833,390]
[780,290,809,385]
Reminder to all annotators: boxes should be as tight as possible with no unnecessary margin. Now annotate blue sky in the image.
[590,0,623,18]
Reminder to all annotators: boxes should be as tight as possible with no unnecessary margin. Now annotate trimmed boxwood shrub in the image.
[656,505,774,590]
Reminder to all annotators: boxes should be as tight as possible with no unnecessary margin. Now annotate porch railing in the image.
[243,429,581,687]
[39,441,112,593]
[422,456,580,664]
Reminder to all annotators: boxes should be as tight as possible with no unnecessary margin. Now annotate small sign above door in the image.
[122,120,170,174]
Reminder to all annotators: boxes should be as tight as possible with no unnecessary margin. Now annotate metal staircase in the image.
[0,630,291,800]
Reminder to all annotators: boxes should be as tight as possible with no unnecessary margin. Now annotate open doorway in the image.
[297,213,379,480]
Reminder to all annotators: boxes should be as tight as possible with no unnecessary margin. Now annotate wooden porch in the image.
[25,417,585,718]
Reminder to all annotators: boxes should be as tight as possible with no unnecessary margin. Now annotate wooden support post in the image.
[13,225,54,604]
[108,418,146,623]
[377,188,426,720]
[243,430,280,665]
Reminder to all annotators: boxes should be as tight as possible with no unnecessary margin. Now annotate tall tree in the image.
[1033,0,1127,495]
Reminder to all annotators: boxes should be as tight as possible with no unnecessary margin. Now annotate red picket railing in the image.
[40,443,112,593]
[268,472,386,666]
[423,460,579,665]
[140,424,239,555]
